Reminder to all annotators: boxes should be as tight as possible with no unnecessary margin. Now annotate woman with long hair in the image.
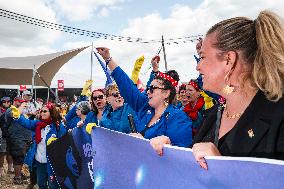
[192,10,284,169]
[11,102,66,188]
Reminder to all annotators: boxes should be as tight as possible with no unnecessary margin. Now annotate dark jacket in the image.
[5,108,32,140]
[193,91,284,160]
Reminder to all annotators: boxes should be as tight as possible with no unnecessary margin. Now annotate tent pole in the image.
[34,69,61,104]
[55,88,58,104]
[35,88,37,101]
[32,65,35,100]
[47,88,50,102]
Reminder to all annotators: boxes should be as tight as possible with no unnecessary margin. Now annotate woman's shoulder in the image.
[252,91,284,117]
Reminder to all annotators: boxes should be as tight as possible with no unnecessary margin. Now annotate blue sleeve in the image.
[78,95,88,102]
[166,112,192,147]
[57,123,67,138]
[65,95,87,122]
[65,104,77,123]
[111,66,148,112]
[16,115,38,130]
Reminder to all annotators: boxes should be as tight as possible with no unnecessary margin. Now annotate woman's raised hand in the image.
[96,47,110,60]
[151,55,160,72]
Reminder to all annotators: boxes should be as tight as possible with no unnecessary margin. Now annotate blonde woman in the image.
[192,10,284,169]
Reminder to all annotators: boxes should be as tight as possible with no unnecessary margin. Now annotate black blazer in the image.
[193,91,284,160]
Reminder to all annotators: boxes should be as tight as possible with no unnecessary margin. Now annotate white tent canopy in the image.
[0,46,89,86]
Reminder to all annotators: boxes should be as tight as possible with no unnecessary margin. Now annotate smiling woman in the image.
[96,47,193,155]
[99,83,137,134]
[192,10,284,170]
[11,102,66,188]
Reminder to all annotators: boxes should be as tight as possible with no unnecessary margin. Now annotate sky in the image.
[0,0,283,88]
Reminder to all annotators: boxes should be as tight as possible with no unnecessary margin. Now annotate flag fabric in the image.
[47,128,94,189]
[93,51,113,87]
[130,55,145,84]
[91,127,284,189]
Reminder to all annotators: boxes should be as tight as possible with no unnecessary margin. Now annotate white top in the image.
[35,125,51,163]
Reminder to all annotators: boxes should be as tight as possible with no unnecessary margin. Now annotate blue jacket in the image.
[112,66,193,147]
[16,115,66,176]
[84,111,99,125]
[100,103,137,134]
[65,104,81,130]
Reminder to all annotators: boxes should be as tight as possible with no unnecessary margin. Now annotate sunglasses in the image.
[40,110,49,113]
[111,92,120,98]
[93,95,104,101]
[2,100,11,103]
[146,85,166,94]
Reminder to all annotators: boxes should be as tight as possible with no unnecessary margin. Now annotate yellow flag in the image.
[131,55,145,84]
[200,91,214,110]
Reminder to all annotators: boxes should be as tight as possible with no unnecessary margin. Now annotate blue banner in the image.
[91,127,284,189]
[48,128,94,189]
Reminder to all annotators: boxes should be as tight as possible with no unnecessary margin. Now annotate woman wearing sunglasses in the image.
[87,89,107,125]
[100,84,137,134]
[64,81,107,130]
[97,47,192,155]
[11,102,66,189]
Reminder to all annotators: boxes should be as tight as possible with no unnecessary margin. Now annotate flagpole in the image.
[91,43,94,79]
[32,65,35,101]
[90,43,93,91]
[162,35,168,71]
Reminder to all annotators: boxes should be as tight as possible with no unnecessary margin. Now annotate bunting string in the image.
[0,8,203,45]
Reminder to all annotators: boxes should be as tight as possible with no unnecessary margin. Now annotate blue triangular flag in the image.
[93,51,113,87]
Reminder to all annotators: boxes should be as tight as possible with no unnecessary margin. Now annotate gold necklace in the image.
[224,110,244,119]
[223,105,244,119]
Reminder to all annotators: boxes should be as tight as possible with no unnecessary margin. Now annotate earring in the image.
[164,100,169,107]
[222,72,235,95]
[222,85,235,94]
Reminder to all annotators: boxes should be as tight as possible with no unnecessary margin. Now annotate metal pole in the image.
[32,65,35,99]
[47,88,50,102]
[34,69,61,104]
[162,35,168,71]
[91,42,93,80]
[55,88,58,104]
[90,43,94,91]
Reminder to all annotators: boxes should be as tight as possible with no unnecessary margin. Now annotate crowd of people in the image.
[0,9,284,188]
